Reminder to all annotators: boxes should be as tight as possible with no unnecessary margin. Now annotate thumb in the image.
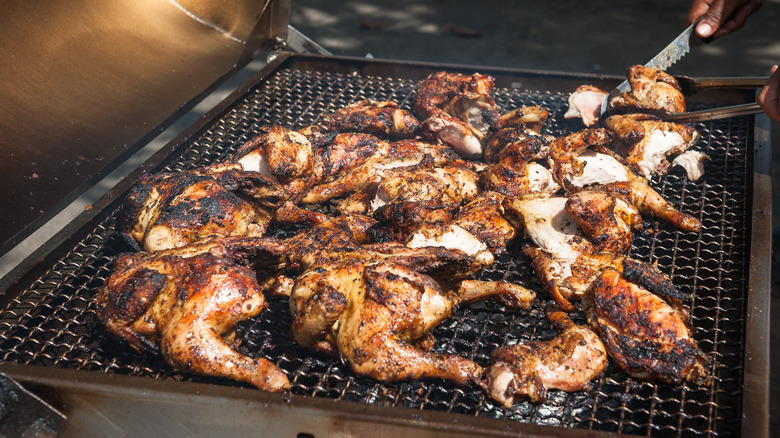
[695,0,730,38]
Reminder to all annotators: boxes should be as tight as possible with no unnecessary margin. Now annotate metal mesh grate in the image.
[0,67,750,437]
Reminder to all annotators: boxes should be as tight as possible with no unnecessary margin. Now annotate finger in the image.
[687,0,714,25]
[758,65,780,122]
[716,1,762,36]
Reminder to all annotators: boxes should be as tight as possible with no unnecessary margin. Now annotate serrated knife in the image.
[599,20,706,116]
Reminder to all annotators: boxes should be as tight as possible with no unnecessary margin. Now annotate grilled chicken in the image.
[547,127,614,191]
[609,65,686,116]
[486,307,608,405]
[414,71,500,132]
[565,189,636,254]
[291,257,533,385]
[301,139,459,204]
[564,85,609,127]
[117,163,287,252]
[503,193,625,310]
[367,165,481,242]
[96,237,290,392]
[414,71,501,156]
[597,180,702,233]
[319,99,420,138]
[605,113,702,179]
[587,268,709,384]
[405,191,516,265]
[480,128,559,196]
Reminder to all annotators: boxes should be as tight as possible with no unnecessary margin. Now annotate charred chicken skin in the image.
[319,99,420,138]
[587,269,710,384]
[605,113,701,179]
[97,238,290,392]
[414,71,501,156]
[117,163,287,252]
[485,307,608,405]
[609,65,687,116]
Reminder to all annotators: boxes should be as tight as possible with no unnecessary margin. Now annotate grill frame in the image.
[0,52,770,437]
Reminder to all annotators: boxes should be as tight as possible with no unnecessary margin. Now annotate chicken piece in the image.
[489,105,549,133]
[598,180,701,233]
[547,127,614,191]
[605,113,700,179]
[672,150,710,182]
[300,140,459,204]
[451,191,517,254]
[565,189,634,254]
[319,99,420,138]
[503,194,625,310]
[564,85,609,127]
[406,191,516,262]
[587,269,709,384]
[483,123,552,164]
[609,65,686,115]
[116,163,287,252]
[414,71,500,132]
[480,132,559,196]
[414,71,501,157]
[292,256,533,385]
[486,308,607,405]
[96,240,290,392]
[368,166,480,242]
[417,112,485,157]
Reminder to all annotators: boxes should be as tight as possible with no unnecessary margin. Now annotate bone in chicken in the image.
[414,71,501,156]
[485,307,608,405]
[116,163,287,252]
[605,113,703,179]
[609,65,687,116]
[291,257,534,385]
[319,99,420,138]
[503,193,627,310]
[586,268,710,384]
[96,237,290,392]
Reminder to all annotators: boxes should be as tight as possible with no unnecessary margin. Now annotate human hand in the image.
[758,65,780,122]
[686,0,765,40]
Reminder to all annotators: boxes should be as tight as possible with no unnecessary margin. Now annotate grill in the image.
[0,53,769,437]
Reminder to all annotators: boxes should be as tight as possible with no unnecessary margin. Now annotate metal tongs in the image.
[662,75,768,122]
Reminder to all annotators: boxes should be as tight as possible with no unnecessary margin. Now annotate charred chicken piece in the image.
[480,131,559,196]
[117,163,287,252]
[565,189,635,254]
[597,180,702,233]
[605,113,702,179]
[97,238,290,392]
[319,99,420,138]
[489,105,549,133]
[291,257,533,385]
[587,269,710,384]
[486,307,608,405]
[368,165,481,242]
[414,71,501,157]
[503,193,625,310]
[609,65,687,115]
[301,139,459,204]
[414,71,500,132]
[547,127,615,191]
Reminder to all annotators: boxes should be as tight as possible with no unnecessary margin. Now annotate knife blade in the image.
[599,20,706,116]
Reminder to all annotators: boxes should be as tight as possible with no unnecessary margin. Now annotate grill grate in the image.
[0,67,750,437]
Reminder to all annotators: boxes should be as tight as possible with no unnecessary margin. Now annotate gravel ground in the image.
[290,0,780,431]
